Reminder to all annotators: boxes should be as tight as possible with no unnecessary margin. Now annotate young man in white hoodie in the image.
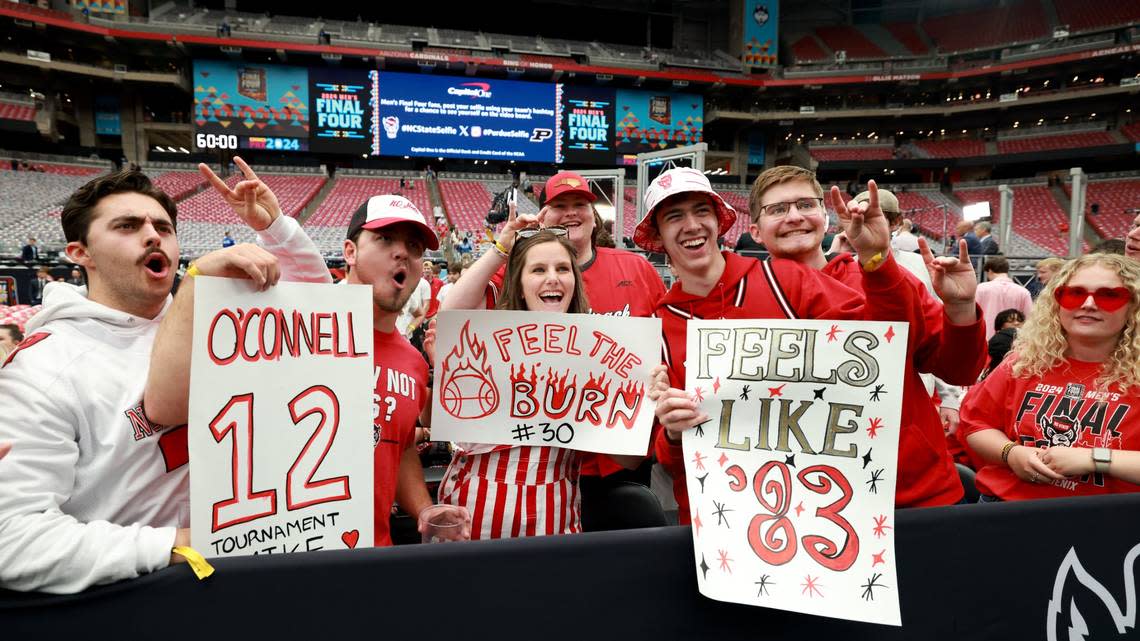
[0,160,328,594]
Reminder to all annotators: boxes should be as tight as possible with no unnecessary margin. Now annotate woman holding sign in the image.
[433,227,592,539]
[961,254,1140,501]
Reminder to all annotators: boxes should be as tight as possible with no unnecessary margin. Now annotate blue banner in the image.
[742,1,779,66]
[375,72,559,162]
[747,131,766,166]
[193,60,310,141]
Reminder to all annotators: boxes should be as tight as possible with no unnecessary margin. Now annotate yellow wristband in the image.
[185,263,201,279]
[860,251,885,272]
[493,240,509,258]
[172,545,215,580]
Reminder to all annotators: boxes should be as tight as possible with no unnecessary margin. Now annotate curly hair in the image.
[1011,254,1140,391]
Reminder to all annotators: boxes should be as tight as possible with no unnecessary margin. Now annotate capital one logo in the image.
[1047,542,1139,641]
[447,82,492,99]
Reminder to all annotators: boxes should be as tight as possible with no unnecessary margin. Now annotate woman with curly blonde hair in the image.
[960,253,1140,501]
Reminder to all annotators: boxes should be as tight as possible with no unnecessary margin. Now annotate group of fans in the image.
[1,156,1139,595]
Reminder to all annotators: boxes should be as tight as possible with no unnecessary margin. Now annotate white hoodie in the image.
[0,214,329,594]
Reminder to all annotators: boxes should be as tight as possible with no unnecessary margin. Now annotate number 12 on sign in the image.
[208,385,352,533]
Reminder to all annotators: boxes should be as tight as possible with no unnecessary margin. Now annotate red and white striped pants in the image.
[438,446,581,540]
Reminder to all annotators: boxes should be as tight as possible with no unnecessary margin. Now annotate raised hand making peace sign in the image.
[198,156,282,232]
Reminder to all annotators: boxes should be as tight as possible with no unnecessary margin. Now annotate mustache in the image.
[138,247,170,265]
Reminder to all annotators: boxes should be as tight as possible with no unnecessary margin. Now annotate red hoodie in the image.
[823,253,985,508]
[655,251,925,522]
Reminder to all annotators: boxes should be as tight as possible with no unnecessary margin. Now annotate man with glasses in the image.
[441,170,665,531]
[635,166,925,523]
[750,165,986,509]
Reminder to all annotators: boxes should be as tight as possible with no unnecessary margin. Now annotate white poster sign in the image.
[189,277,375,558]
[684,319,907,626]
[431,310,659,456]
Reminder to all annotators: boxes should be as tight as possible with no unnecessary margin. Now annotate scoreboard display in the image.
[192,60,701,164]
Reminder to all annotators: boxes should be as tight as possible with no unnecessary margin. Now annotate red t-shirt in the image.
[486,246,666,477]
[371,329,429,545]
[959,358,1140,501]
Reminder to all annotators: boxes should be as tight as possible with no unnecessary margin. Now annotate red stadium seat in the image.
[1053,0,1140,34]
[790,35,829,63]
[997,131,1117,155]
[884,23,930,55]
[151,171,207,202]
[1075,179,1140,240]
[0,102,35,123]
[922,0,1048,53]
[814,26,886,60]
[955,185,1078,256]
[809,147,893,162]
[1121,123,1140,143]
[915,139,986,158]
[438,180,494,233]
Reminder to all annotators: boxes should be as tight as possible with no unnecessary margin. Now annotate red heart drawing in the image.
[341,530,360,549]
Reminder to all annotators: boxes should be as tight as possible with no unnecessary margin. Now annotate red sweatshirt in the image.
[654,251,923,522]
[823,253,985,507]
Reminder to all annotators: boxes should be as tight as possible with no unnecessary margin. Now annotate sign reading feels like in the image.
[683,319,907,626]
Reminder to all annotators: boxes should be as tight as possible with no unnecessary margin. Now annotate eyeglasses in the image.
[515,225,568,240]
[758,197,825,219]
[1053,286,1132,311]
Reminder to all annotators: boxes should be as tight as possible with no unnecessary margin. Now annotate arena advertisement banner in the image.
[308,68,376,155]
[683,318,907,626]
[431,310,659,456]
[192,60,310,152]
[188,277,375,558]
[560,85,616,165]
[614,89,702,159]
[742,0,779,66]
[375,72,560,162]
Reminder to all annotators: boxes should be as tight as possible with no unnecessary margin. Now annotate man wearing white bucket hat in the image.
[636,166,924,524]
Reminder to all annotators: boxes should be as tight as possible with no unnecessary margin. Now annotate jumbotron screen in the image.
[192,60,701,164]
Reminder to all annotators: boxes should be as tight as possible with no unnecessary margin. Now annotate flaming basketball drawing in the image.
[440,320,499,419]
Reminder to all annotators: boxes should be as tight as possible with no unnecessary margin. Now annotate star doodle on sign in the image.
[826,324,843,342]
[866,417,884,438]
[870,384,886,402]
[862,448,873,469]
[693,510,703,536]
[717,549,733,573]
[692,451,707,471]
[694,421,706,438]
[861,573,887,601]
[712,500,733,528]
[872,514,893,538]
[755,574,774,597]
[801,575,824,598]
[691,387,705,402]
[867,468,885,494]
[812,387,826,400]
[713,377,721,394]
[696,472,709,493]
[884,326,896,343]
[717,452,730,467]
[699,555,710,580]
[872,550,886,566]
[768,383,786,397]
[784,454,796,467]
[740,385,751,400]
[794,501,805,517]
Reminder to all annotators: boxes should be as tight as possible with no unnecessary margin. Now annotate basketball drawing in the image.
[439,320,500,419]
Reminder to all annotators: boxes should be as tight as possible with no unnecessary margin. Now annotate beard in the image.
[375,283,416,314]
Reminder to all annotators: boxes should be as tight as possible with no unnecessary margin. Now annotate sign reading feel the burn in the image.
[684,319,907,626]
[432,310,660,455]
[188,277,375,558]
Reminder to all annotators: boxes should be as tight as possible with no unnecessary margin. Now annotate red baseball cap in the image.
[541,171,597,205]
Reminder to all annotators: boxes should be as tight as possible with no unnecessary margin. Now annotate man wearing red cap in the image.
[440,170,665,531]
[145,184,469,547]
[636,167,926,524]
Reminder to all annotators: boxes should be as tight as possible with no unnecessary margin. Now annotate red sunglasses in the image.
[1053,286,1132,311]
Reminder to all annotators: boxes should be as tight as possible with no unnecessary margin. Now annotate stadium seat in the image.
[915,139,986,159]
[997,131,1117,155]
[438,180,494,233]
[884,23,930,55]
[922,0,1047,53]
[955,185,1078,256]
[814,26,886,60]
[809,147,893,162]
[1076,179,1140,240]
[1053,0,1140,34]
[580,481,667,532]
